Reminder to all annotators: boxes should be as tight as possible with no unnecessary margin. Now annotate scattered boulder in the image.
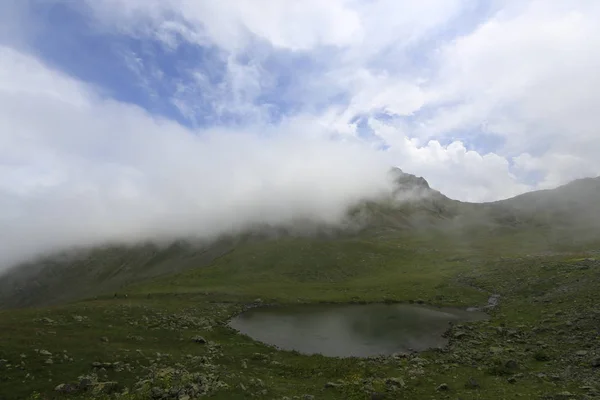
[534,350,551,361]
[453,331,467,339]
[93,381,120,394]
[91,362,115,369]
[254,378,265,388]
[191,335,207,344]
[55,383,78,393]
[504,359,519,370]
[251,353,270,361]
[591,358,600,368]
[436,383,449,391]
[485,294,501,309]
[134,365,227,398]
[575,350,588,356]
[385,377,405,387]
[324,382,341,389]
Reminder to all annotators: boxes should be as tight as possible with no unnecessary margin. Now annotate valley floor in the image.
[1,243,599,399]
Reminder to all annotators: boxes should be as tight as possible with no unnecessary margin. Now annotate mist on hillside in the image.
[0,130,403,273]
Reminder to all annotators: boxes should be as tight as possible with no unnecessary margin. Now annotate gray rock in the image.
[575,350,588,356]
[505,359,519,370]
[250,378,265,388]
[55,383,78,393]
[436,383,449,391]
[534,350,551,361]
[324,382,341,389]
[385,377,405,387]
[591,358,600,368]
[453,331,467,339]
[39,350,52,356]
[191,335,207,344]
[92,362,115,369]
[486,294,501,309]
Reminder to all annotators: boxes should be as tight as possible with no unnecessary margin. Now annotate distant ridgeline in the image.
[1,171,599,308]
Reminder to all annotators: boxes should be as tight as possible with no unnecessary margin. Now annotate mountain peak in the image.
[388,167,431,191]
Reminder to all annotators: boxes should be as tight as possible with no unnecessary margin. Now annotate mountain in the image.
[0,171,599,309]
[1,172,600,400]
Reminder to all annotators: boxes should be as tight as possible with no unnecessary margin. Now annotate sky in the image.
[1,0,600,268]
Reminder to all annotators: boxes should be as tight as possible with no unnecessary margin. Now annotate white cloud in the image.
[2,0,600,268]
[422,0,600,177]
[366,118,530,201]
[84,0,364,51]
[0,46,396,270]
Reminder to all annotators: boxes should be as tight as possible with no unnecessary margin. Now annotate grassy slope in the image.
[127,236,485,305]
[0,240,238,309]
[1,233,599,399]
[1,176,599,399]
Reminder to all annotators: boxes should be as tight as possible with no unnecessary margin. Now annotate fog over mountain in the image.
[0,96,399,271]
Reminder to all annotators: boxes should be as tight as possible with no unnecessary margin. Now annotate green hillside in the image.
[0,172,599,399]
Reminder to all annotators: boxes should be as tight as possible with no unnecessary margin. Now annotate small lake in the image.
[229,303,487,357]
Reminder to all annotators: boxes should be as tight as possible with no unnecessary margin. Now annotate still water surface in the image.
[229,303,487,357]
